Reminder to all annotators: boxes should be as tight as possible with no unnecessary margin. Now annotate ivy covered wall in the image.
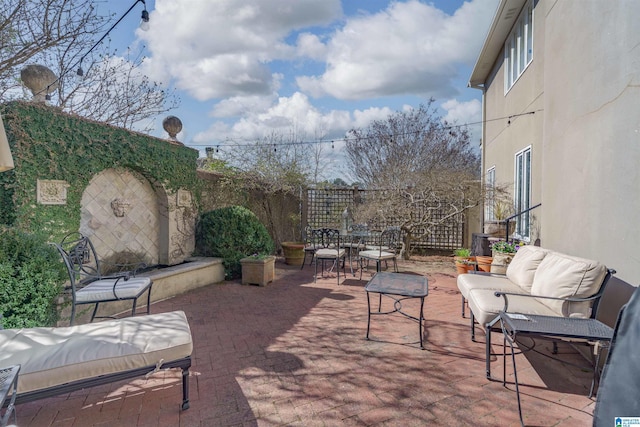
[0,101,200,244]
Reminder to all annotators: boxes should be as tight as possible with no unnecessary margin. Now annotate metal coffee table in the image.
[364,272,429,349]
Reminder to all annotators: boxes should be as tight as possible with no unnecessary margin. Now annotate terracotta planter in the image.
[281,241,305,266]
[454,256,476,274]
[476,256,493,272]
[490,252,515,275]
[240,256,276,286]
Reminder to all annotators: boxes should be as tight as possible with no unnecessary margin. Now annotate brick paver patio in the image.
[15,258,599,426]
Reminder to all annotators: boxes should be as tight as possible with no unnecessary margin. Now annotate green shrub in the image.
[0,227,67,328]
[195,206,274,279]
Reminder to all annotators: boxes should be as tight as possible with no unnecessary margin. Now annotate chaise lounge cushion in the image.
[0,310,192,394]
[531,252,607,318]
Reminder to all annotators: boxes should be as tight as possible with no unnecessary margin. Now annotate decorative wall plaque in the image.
[177,189,192,207]
[37,179,69,205]
[111,198,131,217]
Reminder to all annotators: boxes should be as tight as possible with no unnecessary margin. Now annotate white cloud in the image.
[296,33,328,61]
[134,0,499,162]
[440,98,483,145]
[139,0,341,100]
[193,91,391,144]
[296,0,498,100]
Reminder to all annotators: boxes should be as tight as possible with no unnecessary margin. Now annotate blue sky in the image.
[110,0,499,179]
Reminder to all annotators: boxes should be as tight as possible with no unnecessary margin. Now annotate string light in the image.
[32,0,150,100]
[200,110,539,153]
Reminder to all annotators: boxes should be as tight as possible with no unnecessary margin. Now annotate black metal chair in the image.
[53,232,153,325]
[358,227,403,279]
[311,228,346,285]
[341,224,369,276]
[301,226,317,269]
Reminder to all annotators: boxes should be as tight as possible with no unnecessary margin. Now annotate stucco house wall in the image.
[470,0,640,283]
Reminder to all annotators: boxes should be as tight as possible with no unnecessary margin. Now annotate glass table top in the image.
[364,271,428,297]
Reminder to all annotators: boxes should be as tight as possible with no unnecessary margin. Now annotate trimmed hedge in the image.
[195,206,274,279]
[0,227,67,327]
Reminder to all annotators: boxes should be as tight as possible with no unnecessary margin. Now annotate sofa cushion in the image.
[457,272,523,299]
[467,288,558,327]
[506,245,549,293]
[0,310,193,394]
[530,252,607,318]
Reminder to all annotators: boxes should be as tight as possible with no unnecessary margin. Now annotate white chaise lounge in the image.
[0,310,193,410]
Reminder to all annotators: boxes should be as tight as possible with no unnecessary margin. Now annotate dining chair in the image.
[301,225,317,269]
[53,232,153,325]
[311,228,346,285]
[358,227,403,279]
[341,223,369,276]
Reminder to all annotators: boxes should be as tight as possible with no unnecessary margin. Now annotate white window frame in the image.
[514,147,531,241]
[485,166,496,220]
[504,1,534,93]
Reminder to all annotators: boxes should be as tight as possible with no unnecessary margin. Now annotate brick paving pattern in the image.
[15,258,598,426]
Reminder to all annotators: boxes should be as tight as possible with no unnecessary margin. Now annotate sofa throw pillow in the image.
[530,252,607,317]
[506,245,549,293]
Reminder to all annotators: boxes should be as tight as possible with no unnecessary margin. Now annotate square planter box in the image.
[240,256,276,286]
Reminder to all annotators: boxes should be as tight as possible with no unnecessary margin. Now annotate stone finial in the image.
[162,116,183,140]
[21,65,59,102]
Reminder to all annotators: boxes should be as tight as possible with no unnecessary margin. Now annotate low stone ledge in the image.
[58,257,224,325]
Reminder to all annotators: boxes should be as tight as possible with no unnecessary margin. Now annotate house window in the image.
[485,167,496,220]
[514,147,531,240]
[504,1,534,92]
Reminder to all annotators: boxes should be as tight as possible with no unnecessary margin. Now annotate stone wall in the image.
[81,168,160,266]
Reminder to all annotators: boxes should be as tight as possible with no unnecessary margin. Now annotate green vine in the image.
[0,101,201,242]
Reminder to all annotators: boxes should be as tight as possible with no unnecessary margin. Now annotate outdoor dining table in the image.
[364,271,429,349]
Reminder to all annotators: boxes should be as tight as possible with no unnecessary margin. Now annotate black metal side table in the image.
[0,365,20,427]
[499,312,613,427]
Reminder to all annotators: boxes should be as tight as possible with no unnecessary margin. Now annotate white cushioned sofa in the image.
[457,245,615,377]
[0,310,193,409]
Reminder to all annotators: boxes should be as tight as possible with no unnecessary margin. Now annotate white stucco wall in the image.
[541,2,640,282]
[476,0,640,282]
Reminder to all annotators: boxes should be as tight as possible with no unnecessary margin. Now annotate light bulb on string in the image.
[140,8,150,31]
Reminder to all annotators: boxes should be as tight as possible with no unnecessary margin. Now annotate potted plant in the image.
[453,248,475,274]
[475,254,493,272]
[490,240,523,274]
[281,241,306,266]
[240,253,276,286]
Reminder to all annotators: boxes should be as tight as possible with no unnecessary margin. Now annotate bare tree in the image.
[0,0,178,130]
[345,100,479,188]
[353,172,482,257]
[344,100,482,256]
[207,132,315,246]
[62,50,179,132]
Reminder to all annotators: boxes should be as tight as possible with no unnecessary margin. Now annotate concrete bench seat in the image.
[0,310,193,409]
